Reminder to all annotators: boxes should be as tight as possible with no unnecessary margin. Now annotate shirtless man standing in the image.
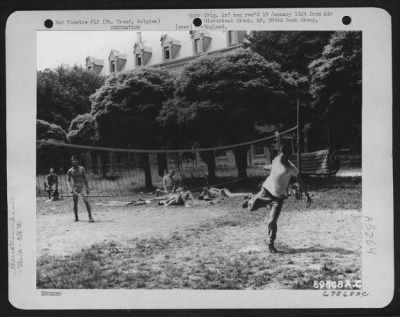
[67,156,94,222]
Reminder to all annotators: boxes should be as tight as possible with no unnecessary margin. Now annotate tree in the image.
[37,65,105,130]
[308,31,361,150]
[245,31,333,75]
[159,98,225,181]
[67,113,99,145]
[90,67,175,189]
[37,119,69,174]
[159,48,293,180]
[67,113,106,176]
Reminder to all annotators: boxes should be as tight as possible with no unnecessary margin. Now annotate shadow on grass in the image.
[280,246,356,255]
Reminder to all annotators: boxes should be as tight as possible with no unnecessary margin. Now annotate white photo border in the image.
[6,7,393,309]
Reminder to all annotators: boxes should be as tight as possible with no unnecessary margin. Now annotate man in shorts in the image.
[249,143,312,253]
[67,156,94,222]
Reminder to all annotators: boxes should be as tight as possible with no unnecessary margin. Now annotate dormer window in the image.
[226,31,246,46]
[108,49,127,73]
[160,34,181,62]
[194,38,202,54]
[136,55,142,66]
[85,56,104,75]
[164,47,171,60]
[110,61,116,73]
[190,31,212,55]
[133,32,152,67]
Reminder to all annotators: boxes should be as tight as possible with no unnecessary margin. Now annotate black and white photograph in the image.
[35,30,362,290]
[5,7,394,309]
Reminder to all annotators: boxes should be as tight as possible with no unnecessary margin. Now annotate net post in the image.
[297,95,302,174]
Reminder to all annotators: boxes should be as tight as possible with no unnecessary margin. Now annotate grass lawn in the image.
[37,177,362,289]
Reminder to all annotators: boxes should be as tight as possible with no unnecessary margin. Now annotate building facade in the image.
[85,31,277,172]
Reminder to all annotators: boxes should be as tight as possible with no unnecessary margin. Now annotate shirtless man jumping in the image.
[67,156,94,222]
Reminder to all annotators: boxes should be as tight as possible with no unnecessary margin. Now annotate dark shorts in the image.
[260,187,284,204]
[249,187,284,211]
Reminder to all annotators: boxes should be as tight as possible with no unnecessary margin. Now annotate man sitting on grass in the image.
[44,168,58,201]
[156,170,177,196]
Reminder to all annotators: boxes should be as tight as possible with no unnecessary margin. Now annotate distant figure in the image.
[67,156,94,222]
[199,187,251,202]
[45,168,58,201]
[156,170,177,196]
[157,187,194,207]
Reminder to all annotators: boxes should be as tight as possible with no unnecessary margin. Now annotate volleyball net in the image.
[36,127,297,197]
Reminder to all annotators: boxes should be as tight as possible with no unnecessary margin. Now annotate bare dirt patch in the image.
[37,182,362,289]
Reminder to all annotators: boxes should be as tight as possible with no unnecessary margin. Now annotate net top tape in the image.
[37,126,297,154]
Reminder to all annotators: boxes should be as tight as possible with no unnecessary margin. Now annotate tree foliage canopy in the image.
[159,48,294,147]
[90,67,175,148]
[37,119,68,142]
[37,65,105,130]
[245,31,333,74]
[37,119,68,173]
[67,113,99,145]
[308,31,361,146]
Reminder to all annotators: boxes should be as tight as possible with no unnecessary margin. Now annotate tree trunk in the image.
[327,115,336,152]
[100,151,108,178]
[90,150,98,174]
[200,151,216,183]
[234,146,248,179]
[140,153,153,189]
[157,153,168,177]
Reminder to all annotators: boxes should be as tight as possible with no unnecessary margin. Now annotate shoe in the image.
[89,217,95,222]
[74,218,79,222]
[268,243,279,253]
[248,199,255,211]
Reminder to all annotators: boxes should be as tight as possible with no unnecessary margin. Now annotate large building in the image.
[85,31,247,75]
[84,31,290,173]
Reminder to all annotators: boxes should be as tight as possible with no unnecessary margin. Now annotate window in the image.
[194,38,202,54]
[190,31,212,55]
[216,150,228,159]
[164,47,170,60]
[227,31,239,46]
[254,144,265,157]
[227,31,233,45]
[136,55,142,66]
[110,61,116,73]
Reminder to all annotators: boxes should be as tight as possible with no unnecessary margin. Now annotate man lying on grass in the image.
[199,187,252,204]
[156,187,195,207]
[244,143,312,253]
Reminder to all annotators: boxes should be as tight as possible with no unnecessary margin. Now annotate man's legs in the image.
[73,195,79,221]
[267,199,283,253]
[82,195,94,222]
